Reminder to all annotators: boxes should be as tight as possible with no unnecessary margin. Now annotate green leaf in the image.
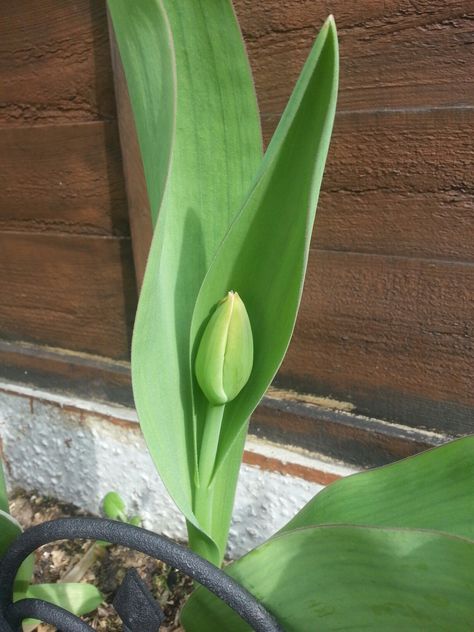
[182,525,474,631]
[0,510,23,559]
[109,0,262,565]
[283,436,474,540]
[0,457,8,513]
[107,0,175,228]
[128,515,141,527]
[189,17,338,560]
[102,491,127,522]
[22,583,103,627]
[0,511,34,601]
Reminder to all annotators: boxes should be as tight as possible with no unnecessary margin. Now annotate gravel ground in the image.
[9,490,193,631]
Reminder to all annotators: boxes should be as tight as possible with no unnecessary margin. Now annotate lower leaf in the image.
[1,511,34,601]
[181,525,474,631]
[21,583,103,628]
[283,436,474,540]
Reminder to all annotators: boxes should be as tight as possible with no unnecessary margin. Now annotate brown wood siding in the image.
[239,1,473,115]
[0,0,117,124]
[0,1,137,362]
[233,0,474,435]
[0,1,472,457]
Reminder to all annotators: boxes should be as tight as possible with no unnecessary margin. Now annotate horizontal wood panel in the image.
[0,122,129,236]
[315,189,474,261]
[235,0,474,115]
[4,1,472,126]
[0,340,133,407]
[313,108,474,261]
[0,233,137,359]
[261,108,474,260]
[278,250,474,434]
[323,109,472,195]
[110,104,474,264]
[0,0,115,125]
[251,396,448,468]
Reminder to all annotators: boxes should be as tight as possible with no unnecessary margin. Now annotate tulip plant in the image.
[0,458,102,630]
[108,0,338,568]
[107,1,474,629]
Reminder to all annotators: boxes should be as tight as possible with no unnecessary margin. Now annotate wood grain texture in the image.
[0,340,133,407]
[279,250,474,434]
[0,0,116,125]
[0,122,129,236]
[314,108,474,261]
[1,0,471,458]
[235,0,474,116]
[0,2,137,367]
[251,396,448,468]
[0,233,137,360]
[323,110,472,197]
[109,1,473,443]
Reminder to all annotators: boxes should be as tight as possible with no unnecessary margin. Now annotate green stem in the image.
[194,402,225,536]
[198,402,225,489]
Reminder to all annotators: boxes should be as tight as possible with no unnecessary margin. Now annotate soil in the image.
[9,489,193,631]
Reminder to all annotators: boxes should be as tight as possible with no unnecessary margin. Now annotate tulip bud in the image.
[195,291,253,405]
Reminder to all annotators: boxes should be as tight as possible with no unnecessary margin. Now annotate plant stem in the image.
[198,402,225,490]
[193,403,225,537]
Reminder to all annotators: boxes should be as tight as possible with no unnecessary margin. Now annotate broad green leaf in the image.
[189,18,338,559]
[0,458,8,513]
[0,511,34,601]
[283,436,474,540]
[182,525,474,631]
[25,583,103,613]
[108,0,263,564]
[22,583,103,628]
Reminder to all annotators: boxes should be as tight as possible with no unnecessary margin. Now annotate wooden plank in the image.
[0,122,130,236]
[278,250,474,434]
[251,396,448,468]
[316,189,474,262]
[314,108,474,261]
[0,340,133,407]
[235,0,474,116]
[323,109,472,196]
[0,0,116,125]
[4,0,471,124]
[109,100,473,272]
[0,233,137,360]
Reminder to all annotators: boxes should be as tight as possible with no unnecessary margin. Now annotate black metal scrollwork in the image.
[0,518,283,632]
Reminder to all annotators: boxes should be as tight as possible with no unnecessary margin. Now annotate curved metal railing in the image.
[0,517,283,632]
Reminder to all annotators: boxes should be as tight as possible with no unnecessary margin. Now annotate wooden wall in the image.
[233,0,474,438]
[0,1,137,401]
[1,1,472,462]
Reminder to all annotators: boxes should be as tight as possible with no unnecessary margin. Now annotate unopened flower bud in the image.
[195,291,253,406]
